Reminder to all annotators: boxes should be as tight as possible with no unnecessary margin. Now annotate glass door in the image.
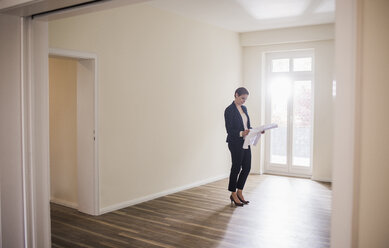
[264,50,314,176]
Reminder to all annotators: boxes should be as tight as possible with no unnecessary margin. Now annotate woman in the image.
[224,87,263,207]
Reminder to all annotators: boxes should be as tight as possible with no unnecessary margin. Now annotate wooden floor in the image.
[51,175,331,248]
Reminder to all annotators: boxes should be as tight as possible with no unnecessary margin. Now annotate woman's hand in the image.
[242,130,250,137]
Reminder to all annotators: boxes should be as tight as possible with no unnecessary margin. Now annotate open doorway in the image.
[49,49,99,216]
[0,0,365,247]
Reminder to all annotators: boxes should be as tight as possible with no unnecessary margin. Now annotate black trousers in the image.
[228,141,251,192]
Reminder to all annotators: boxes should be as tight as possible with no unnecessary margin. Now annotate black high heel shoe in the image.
[230,195,244,207]
[237,195,249,204]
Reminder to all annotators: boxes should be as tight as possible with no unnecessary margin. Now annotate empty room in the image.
[1,0,388,248]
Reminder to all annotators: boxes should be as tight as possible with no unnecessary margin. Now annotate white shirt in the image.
[239,112,249,149]
[240,112,248,131]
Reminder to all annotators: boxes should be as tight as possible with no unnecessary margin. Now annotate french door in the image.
[264,50,314,177]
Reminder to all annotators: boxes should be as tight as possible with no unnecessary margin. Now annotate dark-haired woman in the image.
[224,87,263,207]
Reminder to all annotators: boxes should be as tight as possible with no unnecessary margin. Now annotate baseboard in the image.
[264,171,312,179]
[254,172,332,183]
[99,173,229,215]
[311,176,332,183]
[50,198,78,209]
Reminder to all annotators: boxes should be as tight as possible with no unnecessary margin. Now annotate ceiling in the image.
[147,0,335,32]
[0,0,335,31]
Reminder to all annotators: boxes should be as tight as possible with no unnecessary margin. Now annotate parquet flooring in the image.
[51,174,331,248]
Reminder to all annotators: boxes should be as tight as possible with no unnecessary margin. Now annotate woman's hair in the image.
[235,87,249,97]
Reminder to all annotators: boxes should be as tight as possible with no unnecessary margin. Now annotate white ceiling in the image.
[148,0,335,33]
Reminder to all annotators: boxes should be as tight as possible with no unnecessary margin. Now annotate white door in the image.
[77,58,98,215]
[264,50,314,177]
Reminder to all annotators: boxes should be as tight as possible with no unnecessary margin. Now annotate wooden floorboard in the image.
[51,174,331,248]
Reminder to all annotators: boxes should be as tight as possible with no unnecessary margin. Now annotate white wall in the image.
[358,0,389,246]
[49,56,79,208]
[49,3,241,211]
[0,14,26,248]
[241,24,334,181]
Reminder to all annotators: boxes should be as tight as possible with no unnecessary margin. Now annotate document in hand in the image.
[243,123,278,149]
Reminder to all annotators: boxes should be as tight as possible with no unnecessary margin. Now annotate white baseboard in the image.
[252,172,332,184]
[50,198,78,209]
[264,171,312,179]
[311,176,332,183]
[263,172,332,183]
[99,173,229,215]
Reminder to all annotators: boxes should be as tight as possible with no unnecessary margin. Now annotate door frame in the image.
[49,48,100,216]
[263,49,315,177]
[0,0,360,247]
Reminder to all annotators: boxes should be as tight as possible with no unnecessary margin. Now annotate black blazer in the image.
[224,101,251,143]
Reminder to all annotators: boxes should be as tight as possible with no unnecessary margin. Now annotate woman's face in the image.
[235,94,248,106]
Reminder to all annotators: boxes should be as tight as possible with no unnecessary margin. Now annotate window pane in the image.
[270,77,290,165]
[272,59,289,72]
[292,81,312,166]
[293,57,312,71]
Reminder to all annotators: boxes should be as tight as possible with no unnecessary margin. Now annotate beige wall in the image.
[49,3,241,210]
[241,25,334,181]
[49,57,78,207]
[358,0,389,246]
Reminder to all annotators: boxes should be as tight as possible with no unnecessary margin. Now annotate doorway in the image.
[264,49,314,177]
[49,48,99,215]
[0,0,362,247]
